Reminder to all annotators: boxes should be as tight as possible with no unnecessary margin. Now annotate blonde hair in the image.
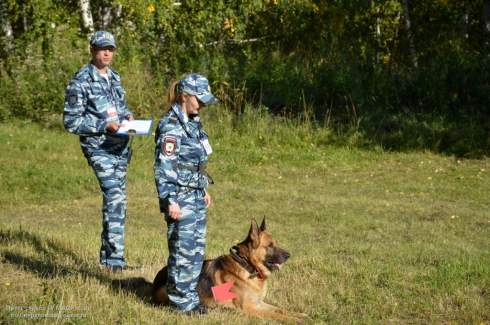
[166,75,193,115]
[166,81,180,113]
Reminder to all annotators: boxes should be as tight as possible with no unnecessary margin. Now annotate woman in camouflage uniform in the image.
[154,74,218,315]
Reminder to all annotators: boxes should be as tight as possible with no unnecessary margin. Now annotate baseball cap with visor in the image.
[178,74,218,105]
[90,31,117,49]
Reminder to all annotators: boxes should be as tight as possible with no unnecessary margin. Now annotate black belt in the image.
[178,162,214,184]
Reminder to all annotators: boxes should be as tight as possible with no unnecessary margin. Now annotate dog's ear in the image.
[249,218,260,248]
[259,216,267,232]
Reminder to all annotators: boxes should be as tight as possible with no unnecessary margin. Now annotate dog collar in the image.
[229,246,266,281]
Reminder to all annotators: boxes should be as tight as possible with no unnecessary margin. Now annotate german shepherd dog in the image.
[152,217,308,323]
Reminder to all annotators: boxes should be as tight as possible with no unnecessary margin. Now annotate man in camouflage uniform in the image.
[63,31,138,272]
[154,74,218,315]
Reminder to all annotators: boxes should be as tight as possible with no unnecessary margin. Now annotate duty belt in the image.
[178,162,214,184]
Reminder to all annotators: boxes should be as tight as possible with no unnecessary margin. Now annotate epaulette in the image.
[71,69,85,81]
[168,116,178,124]
[109,67,120,77]
[109,68,121,83]
[72,66,90,82]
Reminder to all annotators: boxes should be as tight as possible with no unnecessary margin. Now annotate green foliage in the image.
[0,0,489,156]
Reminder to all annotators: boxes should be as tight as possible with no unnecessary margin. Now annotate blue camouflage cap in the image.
[178,74,218,105]
[90,31,117,48]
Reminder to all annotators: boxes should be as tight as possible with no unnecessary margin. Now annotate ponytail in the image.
[166,81,180,113]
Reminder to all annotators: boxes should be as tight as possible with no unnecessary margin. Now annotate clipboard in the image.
[116,119,154,135]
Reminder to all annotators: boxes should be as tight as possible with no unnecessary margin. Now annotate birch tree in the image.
[401,0,418,68]
[0,0,13,53]
[459,11,468,39]
[80,0,94,32]
[90,0,122,30]
[373,1,382,63]
[99,4,122,30]
[484,1,490,36]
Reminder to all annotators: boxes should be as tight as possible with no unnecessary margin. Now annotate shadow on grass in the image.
[0,228,155,305]
[111,276,154,305]
[368,114,490,158]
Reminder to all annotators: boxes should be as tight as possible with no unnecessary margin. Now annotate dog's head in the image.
[238,216,290,275]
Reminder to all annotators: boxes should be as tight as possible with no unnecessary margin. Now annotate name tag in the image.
[201,138,212,155]
[107,104,118,122]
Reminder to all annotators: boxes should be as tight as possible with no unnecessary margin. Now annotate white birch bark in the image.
[459,12,468,39]
[372,0,381,63]
[0,0,13,52]
[484,1,490,36]
[100,4,122,29]
[80,0,94,32]
[401,0,418,68]
[23,3,27,33]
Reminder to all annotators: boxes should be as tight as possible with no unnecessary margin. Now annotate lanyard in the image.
[188,117,205,140]
[96,71,115,104]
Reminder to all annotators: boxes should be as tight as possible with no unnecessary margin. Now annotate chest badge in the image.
[163,137,177,156]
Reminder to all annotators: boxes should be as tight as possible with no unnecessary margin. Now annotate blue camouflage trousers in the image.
[163,188,207,312]
[87,152,128,267]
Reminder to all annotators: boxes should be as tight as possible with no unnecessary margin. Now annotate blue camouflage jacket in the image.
[63,61,133,155]
[154,103,211,206]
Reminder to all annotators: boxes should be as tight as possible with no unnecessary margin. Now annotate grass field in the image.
[0,113,489,325]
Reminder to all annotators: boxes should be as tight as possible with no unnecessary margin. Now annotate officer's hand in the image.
[126,115,134,122]
[204,191,211,208]
[106,122,124,133]
[168,203,181,220]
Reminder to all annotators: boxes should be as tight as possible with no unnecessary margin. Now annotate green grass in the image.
[0,113,489,324]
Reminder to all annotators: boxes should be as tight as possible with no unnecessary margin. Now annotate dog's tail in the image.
[113,277,152,289]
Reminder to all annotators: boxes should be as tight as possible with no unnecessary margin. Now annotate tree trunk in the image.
[484,1,490,36]
[0,0,13,53]
[401,0,418,69]
[459,12,468,39]
[80,0,94,32]
[23,3,27,33]
[100,4,122,30]
[374,1,381,63]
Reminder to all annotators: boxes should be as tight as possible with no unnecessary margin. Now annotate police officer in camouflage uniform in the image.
[154,74,218,315]
[63,31,139,272]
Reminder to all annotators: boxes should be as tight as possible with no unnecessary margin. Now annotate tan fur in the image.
[152,217,308,323]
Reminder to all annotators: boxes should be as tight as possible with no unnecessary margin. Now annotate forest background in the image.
[0,0,490,155]
[1,2,490,324]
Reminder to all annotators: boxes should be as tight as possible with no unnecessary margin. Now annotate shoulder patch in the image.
[168,116,178,124]
[67,89,78,107]
[162,137,177,156]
